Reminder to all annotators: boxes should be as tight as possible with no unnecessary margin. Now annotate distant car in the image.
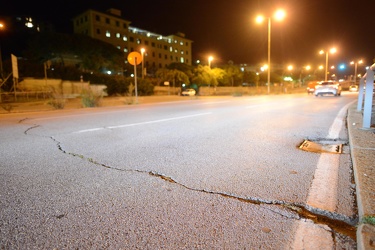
[181,88,196,96]
[349,85,359,92]
[306,82,318,94]
[314,81,342,96]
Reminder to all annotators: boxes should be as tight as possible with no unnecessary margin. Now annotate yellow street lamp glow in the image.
[319,47,337,81]
[256,15,264,23]
[255,9,286,94]
[208,56,214,68]
[287,65,293,71]
[274,9,286,21]
[305,65,311,70]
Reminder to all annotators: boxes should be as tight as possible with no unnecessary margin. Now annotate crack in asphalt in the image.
[22,123,358,241]
[50,135,358,240]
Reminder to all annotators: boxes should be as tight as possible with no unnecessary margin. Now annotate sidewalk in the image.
[1,95,374,249]
[347,102,375,250]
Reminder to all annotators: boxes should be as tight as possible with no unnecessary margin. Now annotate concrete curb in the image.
[347,103,375,250]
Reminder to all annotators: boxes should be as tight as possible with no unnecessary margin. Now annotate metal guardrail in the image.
[357,63,375,129]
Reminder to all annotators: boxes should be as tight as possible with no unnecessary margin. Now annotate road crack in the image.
[50,135,358,241]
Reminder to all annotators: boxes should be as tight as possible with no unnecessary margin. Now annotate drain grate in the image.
[299,140,343,154]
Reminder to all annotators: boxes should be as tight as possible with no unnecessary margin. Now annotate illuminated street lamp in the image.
[350,59,363,84]
[140,48,145,79]
[319,48,336,81]
[208,56,213,68]
[0,22,4,80]
[256,9,286,94]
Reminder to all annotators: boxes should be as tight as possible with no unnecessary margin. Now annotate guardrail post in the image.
[357,77,365,112]
[362,66,374,129]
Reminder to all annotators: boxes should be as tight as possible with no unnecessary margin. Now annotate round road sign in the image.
[127,52,142,65]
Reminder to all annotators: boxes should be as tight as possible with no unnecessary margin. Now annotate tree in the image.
[155,68,190,89]
[221,62,243,86]
[192,65,216,87]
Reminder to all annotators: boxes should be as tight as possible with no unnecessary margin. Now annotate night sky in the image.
[2,0,375,73]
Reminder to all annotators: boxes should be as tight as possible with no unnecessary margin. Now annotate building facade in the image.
[72,8,193,75]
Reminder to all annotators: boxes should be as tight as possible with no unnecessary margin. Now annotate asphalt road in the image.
[0,93,359,249]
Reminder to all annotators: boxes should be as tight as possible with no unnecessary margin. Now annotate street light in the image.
[140,48,145,79]
[256,9,286,94]
[0,22,4,80]
[350,59,363,84]
[208,56,213,68]
[319,48,336,81]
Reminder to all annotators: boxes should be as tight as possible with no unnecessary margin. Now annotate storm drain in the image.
[299,140,343,154]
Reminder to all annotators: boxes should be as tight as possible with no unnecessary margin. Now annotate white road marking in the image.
[307,101,353,211]
[74,112,212,133]
[292,101,355,248]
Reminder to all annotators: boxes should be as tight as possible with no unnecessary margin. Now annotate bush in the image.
[81,89,102,107]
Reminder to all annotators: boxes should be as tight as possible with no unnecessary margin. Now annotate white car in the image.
[181,88,196,96]
[314,81,342,96]
[349,85,359,92]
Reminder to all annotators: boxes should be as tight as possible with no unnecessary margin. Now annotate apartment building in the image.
[72,8,193,74]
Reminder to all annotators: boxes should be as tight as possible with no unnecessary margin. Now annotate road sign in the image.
[127,52,142,65]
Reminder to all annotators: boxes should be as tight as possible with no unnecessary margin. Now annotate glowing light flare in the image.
[255,15,264,23]
[208,56,214,68]
[274,9,286,21]
[330,48,337,54]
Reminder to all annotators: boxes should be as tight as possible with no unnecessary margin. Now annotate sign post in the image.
[11,54,18,101]
[127,52,142,104]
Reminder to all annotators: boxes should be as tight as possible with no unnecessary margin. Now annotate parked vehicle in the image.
[349,85,359,92]
[314,81,342,96]
[306,82,317,94]
[181,88,196,96]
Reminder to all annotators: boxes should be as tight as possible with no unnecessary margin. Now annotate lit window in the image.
[170,47,173,52]
[181,50,184,54]
[147,33,151,37]
[124,48,128,53]
[116,33,120,38]
[137,38,141,44]
[180,41,183,45]
[117,46,121,50]
[174,49,178,53]
[180,57,185,63]
[123,36,127,41]
[106,31,111,37]
[25,17,33,28]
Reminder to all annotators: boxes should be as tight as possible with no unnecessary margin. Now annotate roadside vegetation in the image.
[0,31,317,106]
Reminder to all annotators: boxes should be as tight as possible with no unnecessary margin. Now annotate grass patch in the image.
[362,216,375,225]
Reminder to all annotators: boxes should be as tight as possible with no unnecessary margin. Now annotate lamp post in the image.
[0,22,4,80]
[319,48,336,81]
[256,9,285,94]
[140,48,145,79]
[208,56,213,68]
[350,59,362,84]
